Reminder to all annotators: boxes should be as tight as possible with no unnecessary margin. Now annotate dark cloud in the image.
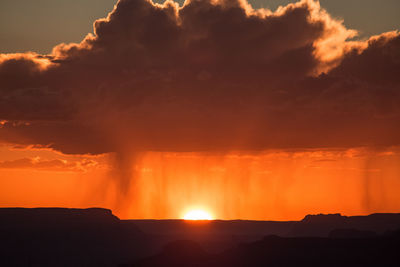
[0,0,399,155]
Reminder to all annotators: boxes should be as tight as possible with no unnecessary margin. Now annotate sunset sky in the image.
[0,0,399,220]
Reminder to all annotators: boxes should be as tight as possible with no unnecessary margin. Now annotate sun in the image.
[183,209,213,220]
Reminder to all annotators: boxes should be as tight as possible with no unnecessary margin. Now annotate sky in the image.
[0,0,399,220]
[1,0,399,53]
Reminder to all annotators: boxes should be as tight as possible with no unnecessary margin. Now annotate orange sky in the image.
[1,145,399,220]
[0,0,399,220]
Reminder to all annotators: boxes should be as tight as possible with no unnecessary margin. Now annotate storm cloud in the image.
[0,0,399,155]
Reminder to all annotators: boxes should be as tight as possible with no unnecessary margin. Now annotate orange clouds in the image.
[0,157,98,172]
[0,145,105,172]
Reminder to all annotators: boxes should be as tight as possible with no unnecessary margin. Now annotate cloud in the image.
[0,0,399,155]
[0,157,99,172]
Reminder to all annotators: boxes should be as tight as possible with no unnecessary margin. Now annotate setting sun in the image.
[183,209,213,220]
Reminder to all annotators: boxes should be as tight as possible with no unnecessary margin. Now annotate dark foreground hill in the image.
[1,208,400,266]
[0,208,148,266]
[129,232,400,267]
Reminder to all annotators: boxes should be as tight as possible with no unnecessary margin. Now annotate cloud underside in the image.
[0,157,98,172]
[0,0,399,155]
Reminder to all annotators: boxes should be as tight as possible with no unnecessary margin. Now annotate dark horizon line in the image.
[1,206,400,222]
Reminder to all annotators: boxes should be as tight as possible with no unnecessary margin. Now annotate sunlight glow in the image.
[183,209,213,220]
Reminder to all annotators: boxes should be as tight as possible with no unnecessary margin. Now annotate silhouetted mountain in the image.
[0,208,146,266]
[1,208,400,266]
[289,213,400,237]
[328,228,377,238]
[128,233,400,267]
[130,219,296,253]
[129,240,209,267]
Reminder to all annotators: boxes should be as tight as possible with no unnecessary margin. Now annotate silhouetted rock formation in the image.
[302,213,344,223]
[131,240,208,267]
[329,228,377,238]
[289,213,400,237]
[130,219,296,252]
[1,208,400,266]
[0,208,145,266]
[128,234,400,267]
